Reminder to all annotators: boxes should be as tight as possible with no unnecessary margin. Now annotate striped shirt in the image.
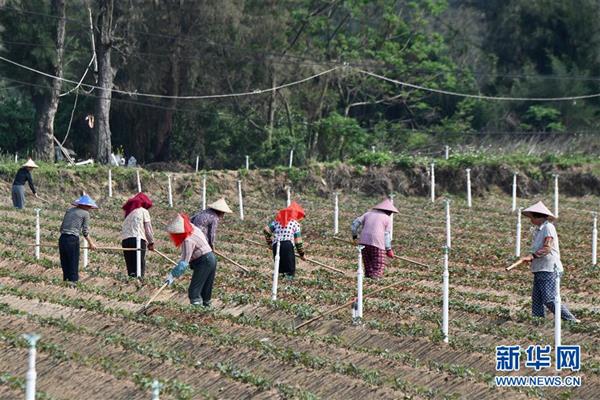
[60,207,90,237]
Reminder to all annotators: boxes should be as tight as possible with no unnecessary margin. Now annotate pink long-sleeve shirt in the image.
[352,209,391,250]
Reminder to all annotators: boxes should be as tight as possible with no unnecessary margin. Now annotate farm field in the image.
[0,171,599,399]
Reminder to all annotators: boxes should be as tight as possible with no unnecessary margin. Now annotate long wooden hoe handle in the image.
[506,259,525,271]
[137,282,169,314]
[244,238,343,274]
[152,249,178,266]
[28,244,143,251]
[295,280,401,329]
[295,254,345,275]
[331,236,431,269]
[214,250,250,273]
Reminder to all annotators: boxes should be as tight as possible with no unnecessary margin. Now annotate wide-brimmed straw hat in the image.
[72,194,98,209]
[208,198,233,214]
[22,159,39,168]
[522,201,555,221]
[372,198,399,213]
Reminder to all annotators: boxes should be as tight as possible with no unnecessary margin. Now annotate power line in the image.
[357,69,600,102]
[0,54,338,99]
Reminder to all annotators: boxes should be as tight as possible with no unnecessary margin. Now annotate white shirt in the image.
[121,208,152,241]
[530,221,563,273]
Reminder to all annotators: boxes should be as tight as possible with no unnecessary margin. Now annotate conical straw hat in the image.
[372,198,399,213]
[208,198,233,213]
[22,159,39,168]
[72,194,98,209]
[522,201,555,220]
[166,214,187,233]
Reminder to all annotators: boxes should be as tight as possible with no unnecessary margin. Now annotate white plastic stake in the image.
[151,379,161,400]
[445,145,449,160]
[286,187,291,207]
[15,153,18,163]
[333,192,339,235]
[245,155,249,170]
[554,266,562,348]
[202,175,206,210]
[515,207,522,257]
[355,245,364,321]
[23,333,40,400]
[82,237,89,268]
[136,169,142,193]
[442,246,449,343]
[371,146,375,153]
[136,236,142,277]
[288,149,294,168]
[512,173,517,212]
[553,174,559,218]
[108,169,113,198]
[195,156,199,173]
[466,168,472,208]
[271,241,280,301]
[238,180,244,220]
[445,199,451,249]
[592,212,597,266]
[390,194,395,240]
[167,175,173,208]
[34,208,41,260]
[430,163,435,203]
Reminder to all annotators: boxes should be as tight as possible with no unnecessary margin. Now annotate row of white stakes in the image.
[194,151,289,173]
[22,332,162,399]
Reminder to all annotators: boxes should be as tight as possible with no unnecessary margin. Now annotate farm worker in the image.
[351,198,398,279]
[165,213,217,307]
[121,192,155,277]
[191,198,233,250]
[58,194,98,282]
[12,158,39,209]
[263,201,305,277]
[519,201,579,322]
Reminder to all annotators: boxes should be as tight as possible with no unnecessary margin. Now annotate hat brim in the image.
[522,210,555,221]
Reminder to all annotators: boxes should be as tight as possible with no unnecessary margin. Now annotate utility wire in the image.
[356,69,600,102]
[0,55,338,99]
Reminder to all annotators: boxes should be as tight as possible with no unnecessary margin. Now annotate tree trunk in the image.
[34,0,66,162]
[94,0,114,164]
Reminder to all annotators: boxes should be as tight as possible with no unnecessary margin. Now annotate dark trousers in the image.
[11,185,25,209]
[272,240,295,277]
[59,234,80,282]
[122,237,147,277]
[189,252,217,305]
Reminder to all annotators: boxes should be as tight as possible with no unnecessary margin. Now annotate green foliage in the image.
[0,92,35,154]
[351,151,393,167]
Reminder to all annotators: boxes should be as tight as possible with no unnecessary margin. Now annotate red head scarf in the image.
[275,201,305,228]
[169,213,194,247]
[123,192,153,218]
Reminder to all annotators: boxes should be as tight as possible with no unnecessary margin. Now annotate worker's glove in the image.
[386,249,395,258]
[147,243,155,251]
[352,237,358,246]
[170,260,189,278]
[265,238,273,247]
[164,272,175,286]
[298,251,306,261]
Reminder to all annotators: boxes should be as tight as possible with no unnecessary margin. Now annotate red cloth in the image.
[362,245,387,278]
[275,201,305,228]
[169,213,194,247]
[123,193,153,217]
